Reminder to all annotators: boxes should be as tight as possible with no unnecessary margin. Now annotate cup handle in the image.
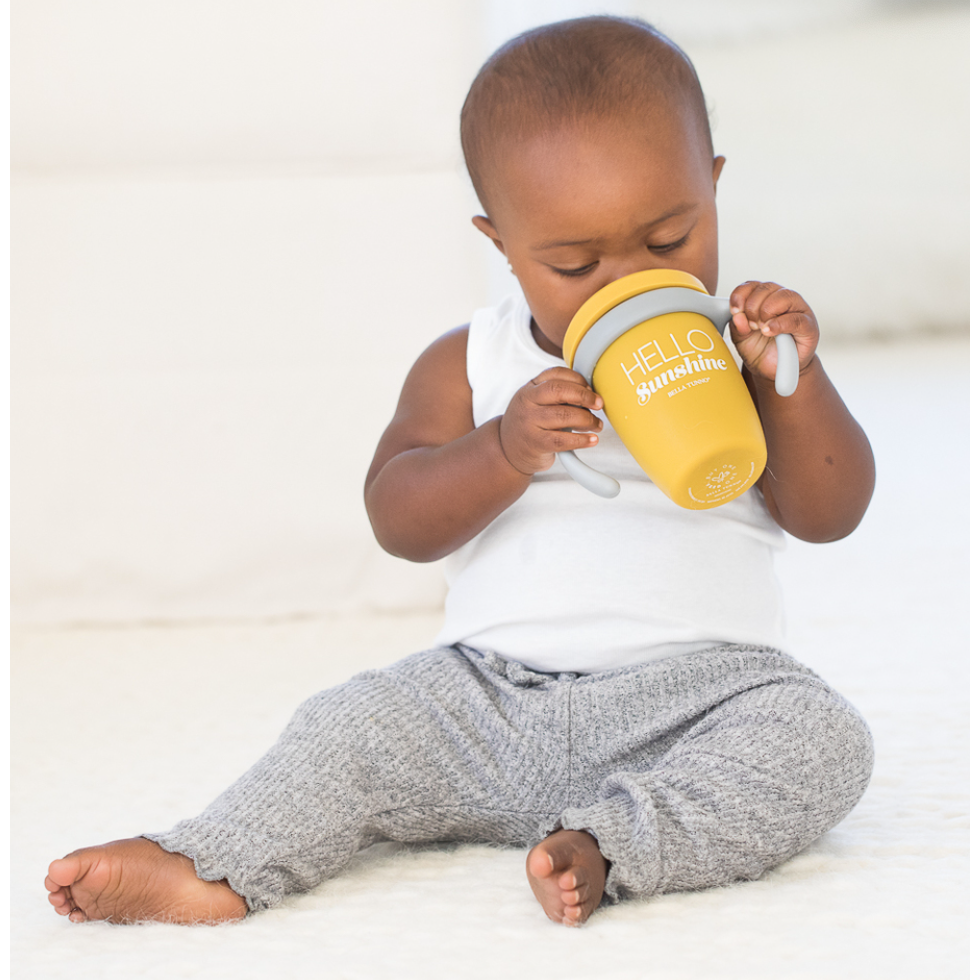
[773,332,799,396]
[557,449,621,498]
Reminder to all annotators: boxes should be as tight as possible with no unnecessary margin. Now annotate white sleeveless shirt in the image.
[434,294,787,673]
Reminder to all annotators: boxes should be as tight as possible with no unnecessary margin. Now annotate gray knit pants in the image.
[146,644,873,912]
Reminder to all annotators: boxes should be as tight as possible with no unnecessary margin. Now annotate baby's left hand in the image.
[728,281,818,382]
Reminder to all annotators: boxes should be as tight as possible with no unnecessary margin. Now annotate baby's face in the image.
[476,110,725,357]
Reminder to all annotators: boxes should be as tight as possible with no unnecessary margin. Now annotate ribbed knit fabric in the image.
[146,644,873,911]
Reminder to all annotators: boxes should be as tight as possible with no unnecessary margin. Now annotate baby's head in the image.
[461,16,725,355]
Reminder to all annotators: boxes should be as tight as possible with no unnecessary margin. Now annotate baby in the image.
[45,16,876,928]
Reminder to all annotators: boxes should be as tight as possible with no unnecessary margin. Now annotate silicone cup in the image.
[559,288,800,499]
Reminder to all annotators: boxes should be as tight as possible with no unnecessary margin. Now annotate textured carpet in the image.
[11,338,968,979]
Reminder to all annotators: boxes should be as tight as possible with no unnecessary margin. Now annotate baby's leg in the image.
[46,663,456,923]
[559,648,874,903]
[46,647,562,923]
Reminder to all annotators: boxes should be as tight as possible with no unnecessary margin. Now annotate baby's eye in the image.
[553,263,596,278]
[649,234,690,254]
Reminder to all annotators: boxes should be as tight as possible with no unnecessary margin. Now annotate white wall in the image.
[11,1,968,625]
[12,0,487,623]
[479,1,969,332]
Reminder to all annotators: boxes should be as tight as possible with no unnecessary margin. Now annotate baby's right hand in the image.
[498,367,604,476]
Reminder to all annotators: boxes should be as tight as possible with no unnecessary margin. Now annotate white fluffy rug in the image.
[11,338,968,979]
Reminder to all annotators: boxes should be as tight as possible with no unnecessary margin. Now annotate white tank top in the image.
[434,294,787,673]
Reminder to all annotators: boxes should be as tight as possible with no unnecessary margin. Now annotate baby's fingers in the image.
[729,280,818,376]
[538,403,604,435]
[730,280,787,314]
[756,308,811,339]
[731,282,806,333]
[528,369,603,411]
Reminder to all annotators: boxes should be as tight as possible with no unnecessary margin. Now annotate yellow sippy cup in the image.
[559,269,799,508]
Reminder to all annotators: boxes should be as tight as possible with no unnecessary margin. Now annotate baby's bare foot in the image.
[45,837,247,925]
[526,829,608,926]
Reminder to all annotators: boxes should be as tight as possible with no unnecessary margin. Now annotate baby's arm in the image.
[728,281,875,542]
[364,326,604,561]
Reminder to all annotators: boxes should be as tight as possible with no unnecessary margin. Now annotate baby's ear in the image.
[712,155,726,192]
[472,215,506,255]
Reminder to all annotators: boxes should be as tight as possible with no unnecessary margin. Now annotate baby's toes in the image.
[525,846,555,881]
[48,893,70,914]
[44,874,65,896]
[560,883,587,906]
[45,874,88,920]
[45,884,71,911]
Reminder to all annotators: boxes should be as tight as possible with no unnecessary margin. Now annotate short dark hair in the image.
[461,16,714,216]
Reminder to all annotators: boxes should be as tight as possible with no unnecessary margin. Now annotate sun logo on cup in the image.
[706,465,737,486]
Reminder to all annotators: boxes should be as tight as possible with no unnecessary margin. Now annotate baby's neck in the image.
[530,318,564,358]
